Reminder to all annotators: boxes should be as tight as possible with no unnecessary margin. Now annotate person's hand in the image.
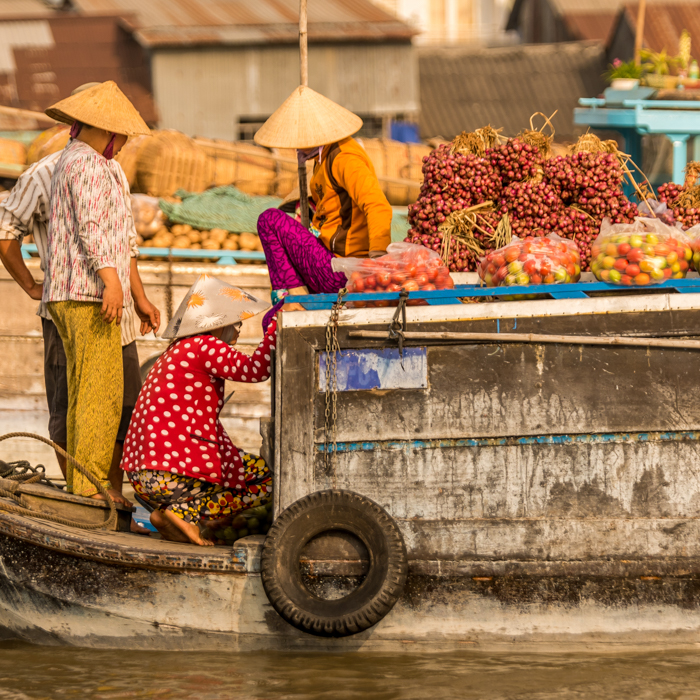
[101,283,123,325]
[135,297,161,335]
[26,281,43,301]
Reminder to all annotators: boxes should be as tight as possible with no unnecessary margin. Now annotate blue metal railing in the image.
[20,244,266,265]
[289,278,700,310]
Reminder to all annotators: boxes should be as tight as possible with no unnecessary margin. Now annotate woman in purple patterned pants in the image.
[258,208,347,328]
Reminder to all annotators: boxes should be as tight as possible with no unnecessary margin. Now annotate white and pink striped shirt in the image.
[0,147,138,346]
[43,139,137,314]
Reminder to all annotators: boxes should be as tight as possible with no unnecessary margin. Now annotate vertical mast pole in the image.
[634,0,646,67]
[298,0,310,229]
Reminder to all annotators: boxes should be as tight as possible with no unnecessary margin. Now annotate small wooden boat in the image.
[5,283,700,650]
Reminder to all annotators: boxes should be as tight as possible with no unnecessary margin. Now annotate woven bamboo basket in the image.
[26,125,70,165]
[195,138,280,196]
[115,134,150,190]
[359,139,431,206]
[136,130,214,197]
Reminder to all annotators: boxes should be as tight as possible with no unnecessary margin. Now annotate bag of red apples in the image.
[478,234,582,288]
[332,242,455,308]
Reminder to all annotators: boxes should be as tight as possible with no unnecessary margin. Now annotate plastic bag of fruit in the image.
[131,194,166,240]
[590,217,692,285]
[200,502,274,545]
[478,234,581,287]
[685,223,700,271]
[331,242,454,308]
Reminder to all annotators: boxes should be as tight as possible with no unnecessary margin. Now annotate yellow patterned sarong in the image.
[47,301,123,497]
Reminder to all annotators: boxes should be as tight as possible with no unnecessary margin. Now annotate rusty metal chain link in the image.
[324,288,346,482]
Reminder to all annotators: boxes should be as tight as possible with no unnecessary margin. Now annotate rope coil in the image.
[0,432,117,530]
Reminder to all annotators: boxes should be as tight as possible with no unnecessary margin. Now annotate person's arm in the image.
[130,257,160,335]
[333,152,392,256]
[0,239,42,300]
[204,318,277,383]
[0,167,46,299]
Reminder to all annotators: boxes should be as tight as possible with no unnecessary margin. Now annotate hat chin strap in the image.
[102,133,117,160]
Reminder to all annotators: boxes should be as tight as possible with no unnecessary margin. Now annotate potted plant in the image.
[640,48,681,88]
[604,59,643,89]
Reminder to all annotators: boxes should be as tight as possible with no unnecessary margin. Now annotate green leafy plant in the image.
[640,48,680,76]
[604,58,643,82]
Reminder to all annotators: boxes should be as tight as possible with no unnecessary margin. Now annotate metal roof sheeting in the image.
[69,0,416,46]
[419,42,606,141]
[622,3,700,55]
[0,14,156,121]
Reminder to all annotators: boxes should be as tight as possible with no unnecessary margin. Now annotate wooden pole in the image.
[298,0,310,229]
[348,329,700,350]
[634,0,646,67]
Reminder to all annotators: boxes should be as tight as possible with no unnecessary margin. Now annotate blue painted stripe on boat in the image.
[315,430,700,453]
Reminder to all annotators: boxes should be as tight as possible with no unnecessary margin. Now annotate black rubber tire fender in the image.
[261,489,408,637]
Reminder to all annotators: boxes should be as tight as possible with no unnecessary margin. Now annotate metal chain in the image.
[324,288,346,482]
[165,247,174,323]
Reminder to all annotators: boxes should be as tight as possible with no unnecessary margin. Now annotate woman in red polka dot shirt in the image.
[120,274,276,545]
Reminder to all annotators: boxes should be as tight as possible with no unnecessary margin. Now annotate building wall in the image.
[373,0,512,45]
[151,42,418,141]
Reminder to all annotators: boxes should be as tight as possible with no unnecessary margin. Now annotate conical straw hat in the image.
[254,85,362,149]
[45,81,150,137]
[162,274,270,340]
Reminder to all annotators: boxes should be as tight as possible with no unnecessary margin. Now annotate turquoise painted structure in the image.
[575,88,700,188]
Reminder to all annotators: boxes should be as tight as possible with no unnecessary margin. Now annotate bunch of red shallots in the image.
[406,135,639,272]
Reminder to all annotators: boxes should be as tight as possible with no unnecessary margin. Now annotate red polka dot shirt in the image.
[121,318,277,491]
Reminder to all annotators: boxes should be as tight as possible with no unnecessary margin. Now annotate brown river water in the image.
[2,642,700,699]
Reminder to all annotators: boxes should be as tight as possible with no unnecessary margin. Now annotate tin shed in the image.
[69,0,420,141]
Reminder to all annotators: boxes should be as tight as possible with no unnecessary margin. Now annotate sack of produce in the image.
[130,194,165,240]
[478,234,581,287]
[682,223,700,271]
[201,503,274,545]
[0,137,26,165]
[332,242,454,308]
[26,124,70,165]
[590,217,692,285]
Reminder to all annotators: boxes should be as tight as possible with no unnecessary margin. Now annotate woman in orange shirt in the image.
[255,87,392,317]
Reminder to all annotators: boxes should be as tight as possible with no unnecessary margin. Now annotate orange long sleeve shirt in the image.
[310,137,392,258]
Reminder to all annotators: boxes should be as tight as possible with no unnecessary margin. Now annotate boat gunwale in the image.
[0,509,248,575]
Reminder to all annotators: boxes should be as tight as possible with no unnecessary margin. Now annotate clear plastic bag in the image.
[130,194,166,240]
[331,242,454,307]
[477,234,581,287]
[685,223,700,271]
[590,217,692,285]
[637,198,678,227]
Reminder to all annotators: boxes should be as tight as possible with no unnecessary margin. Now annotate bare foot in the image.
[91,488,132,507]
[151,510,213,546]
[130,519,151,535]
[283,302,305,312]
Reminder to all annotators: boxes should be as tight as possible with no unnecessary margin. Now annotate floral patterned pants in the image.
[127,452,272,524]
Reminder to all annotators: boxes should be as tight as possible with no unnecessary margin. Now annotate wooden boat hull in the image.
[4,513,700,652]
[6,292,700,650]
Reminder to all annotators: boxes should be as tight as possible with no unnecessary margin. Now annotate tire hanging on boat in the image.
[261,489,408,637]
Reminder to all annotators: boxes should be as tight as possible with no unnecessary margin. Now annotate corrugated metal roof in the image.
[71,0,416,39]
[419,41,606,141]
[0,14,157,121]
[562,12,617,42]
[622,2,700,55]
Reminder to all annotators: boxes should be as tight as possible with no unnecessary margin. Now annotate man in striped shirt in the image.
[0,149,160,505]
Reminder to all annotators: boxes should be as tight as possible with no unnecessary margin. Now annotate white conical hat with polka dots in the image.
[162,274,270,339]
